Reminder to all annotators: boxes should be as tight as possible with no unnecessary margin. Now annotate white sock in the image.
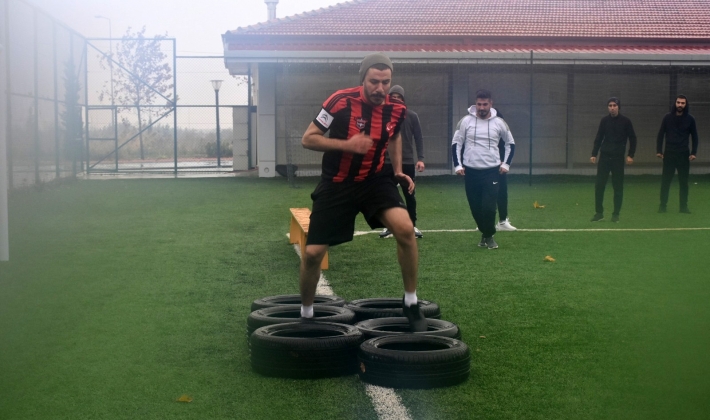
[301,305,314,318]
[404,291,418,307]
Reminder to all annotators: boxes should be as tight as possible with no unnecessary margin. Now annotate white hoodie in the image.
[451,107,515,172]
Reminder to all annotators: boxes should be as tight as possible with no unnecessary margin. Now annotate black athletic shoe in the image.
[611,214,619,223]
[658,205,667,213]
[402,298,427,332]
[477,235,487,247]
[485,236,498,249]
[680,207,691,214]
[590,213,604,222]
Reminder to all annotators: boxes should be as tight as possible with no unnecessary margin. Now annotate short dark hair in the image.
[475,89,492,100]
[676,94,688,102]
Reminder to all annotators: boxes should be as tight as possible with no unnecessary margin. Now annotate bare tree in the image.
[99,26,173,160]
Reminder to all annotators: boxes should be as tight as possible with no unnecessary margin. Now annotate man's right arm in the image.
[451,116,467,175]
[302,123,373,154]
[591,118,605,160]
[656,116,667,157]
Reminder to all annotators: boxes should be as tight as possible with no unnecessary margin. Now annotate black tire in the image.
[358,335,470,389]
[250,322,362,378]
[355,317,461,340]
[247,305,356,336]
[345,298,440,321]
[251,294,346,311]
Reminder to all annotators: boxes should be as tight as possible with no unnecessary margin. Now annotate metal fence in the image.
[2,0,251,190]
[278,58,710,188]
[2,0,87,189]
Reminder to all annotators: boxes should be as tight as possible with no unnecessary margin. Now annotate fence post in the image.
[173,39,178,175]
[529,50,533,186]
[1,38,8,260]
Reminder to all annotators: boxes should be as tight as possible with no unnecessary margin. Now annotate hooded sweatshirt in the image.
[451,107,515,172]
[656,102,698,155]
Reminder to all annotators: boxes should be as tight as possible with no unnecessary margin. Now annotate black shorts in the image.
[306,175,407,247]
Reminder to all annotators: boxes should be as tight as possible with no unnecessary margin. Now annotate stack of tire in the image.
[248,295,470,388]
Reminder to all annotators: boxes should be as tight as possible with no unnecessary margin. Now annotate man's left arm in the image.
[690,117,699,160]
[388,132,414,194]
[411,113,425,172]
[627,118,637,165]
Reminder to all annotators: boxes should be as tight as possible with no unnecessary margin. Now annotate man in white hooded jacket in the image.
[451,89,515,249]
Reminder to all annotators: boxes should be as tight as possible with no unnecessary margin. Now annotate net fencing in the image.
[2,0,251,189]
[277,58,710,188]
[2,0,87,189]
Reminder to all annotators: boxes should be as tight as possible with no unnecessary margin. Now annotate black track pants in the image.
[595,155,625,215]
[464,166,499,238]
[660,150,690,209]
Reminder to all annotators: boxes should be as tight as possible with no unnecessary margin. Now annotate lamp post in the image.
[211,80,223,167]
[94,15,114,106]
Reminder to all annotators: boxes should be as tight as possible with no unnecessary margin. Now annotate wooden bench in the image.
[289,208,329,270]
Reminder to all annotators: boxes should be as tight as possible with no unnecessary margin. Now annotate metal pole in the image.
[53,21,60,179]
[215,89,221,167]
[3,0,12,190]
[529,50,533,186]
[1,39,9,261]
[33,9,39,185]
[84,40,90,174]
[247,67,252,169]
[172,39,177,175]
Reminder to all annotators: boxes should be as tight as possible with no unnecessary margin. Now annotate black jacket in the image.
[591,114,637,158]
[656,104,699,155]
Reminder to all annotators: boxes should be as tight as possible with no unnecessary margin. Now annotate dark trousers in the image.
[497,171,508,221]
[384,163,418,225]
[401,164,417,225]
[660,150,690,209]
[464,166,499,238]
[595,155,625,215]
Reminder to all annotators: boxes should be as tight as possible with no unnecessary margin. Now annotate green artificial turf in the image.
[1,175,708,420]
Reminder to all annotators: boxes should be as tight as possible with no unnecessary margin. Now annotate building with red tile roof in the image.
[222,0,710,176]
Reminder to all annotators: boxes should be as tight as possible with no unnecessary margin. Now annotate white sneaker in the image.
[414,227,423,239]
[497,218,517,231]
[379,228,393,238]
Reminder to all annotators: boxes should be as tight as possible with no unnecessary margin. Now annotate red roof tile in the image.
[226,0,710,39]
[227,43,710,55]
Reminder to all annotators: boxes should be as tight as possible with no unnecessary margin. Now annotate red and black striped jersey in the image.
[312,86,407,183]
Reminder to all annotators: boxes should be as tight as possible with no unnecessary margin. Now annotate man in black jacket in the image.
[656,95,699,213]
[590,97,637,223]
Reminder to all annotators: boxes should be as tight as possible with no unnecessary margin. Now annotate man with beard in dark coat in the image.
[656,95,699,213]
[590,97,637,223]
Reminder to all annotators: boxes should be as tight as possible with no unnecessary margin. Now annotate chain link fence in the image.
[2,0,87,189]
[277,58,710,189]
[2,0,251,189]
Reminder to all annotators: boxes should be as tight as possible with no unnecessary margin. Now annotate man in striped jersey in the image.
[452,89,516,249]
[298,53,426,332]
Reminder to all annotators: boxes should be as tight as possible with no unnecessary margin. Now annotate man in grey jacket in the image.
[380,85,426,239]
[452,89,515,249]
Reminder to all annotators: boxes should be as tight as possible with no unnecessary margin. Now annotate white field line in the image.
[287,234,412,420]
[354,227,710,236]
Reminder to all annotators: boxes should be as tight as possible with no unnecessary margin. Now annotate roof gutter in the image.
[223,49,710,73]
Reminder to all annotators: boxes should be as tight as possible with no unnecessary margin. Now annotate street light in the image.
[211,80,223,167]
[94,15,114,106]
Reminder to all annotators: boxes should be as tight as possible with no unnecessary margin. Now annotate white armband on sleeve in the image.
[315,108,334,130]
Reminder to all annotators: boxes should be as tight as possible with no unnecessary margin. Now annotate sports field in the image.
[1,175,709,420]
